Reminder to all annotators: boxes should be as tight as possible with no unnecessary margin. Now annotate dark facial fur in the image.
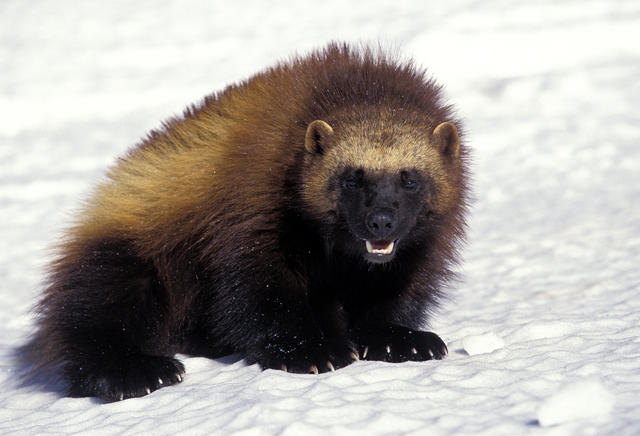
[335,168,431,264]
[20,42,469,402]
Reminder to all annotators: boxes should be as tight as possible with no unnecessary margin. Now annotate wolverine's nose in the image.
[365,208,397,239]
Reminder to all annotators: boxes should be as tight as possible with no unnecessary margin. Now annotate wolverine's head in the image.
[301,116,463,265]
[334,166,427,264]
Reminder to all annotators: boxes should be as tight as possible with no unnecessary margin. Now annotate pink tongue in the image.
[370,240,392,250]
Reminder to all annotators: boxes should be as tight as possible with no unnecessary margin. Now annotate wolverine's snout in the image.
[365,208,397,240]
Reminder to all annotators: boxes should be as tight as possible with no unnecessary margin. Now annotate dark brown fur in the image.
[24,42,470,401]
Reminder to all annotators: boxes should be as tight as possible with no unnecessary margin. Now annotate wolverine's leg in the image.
[31,239,184,401]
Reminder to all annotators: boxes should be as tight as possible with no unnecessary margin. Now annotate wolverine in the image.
[25,43,470,401]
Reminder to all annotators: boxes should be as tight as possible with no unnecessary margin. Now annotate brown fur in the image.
[25,42,470,401]
[68,44,465,260]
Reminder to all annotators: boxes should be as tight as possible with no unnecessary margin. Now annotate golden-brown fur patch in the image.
[56,43,468,262]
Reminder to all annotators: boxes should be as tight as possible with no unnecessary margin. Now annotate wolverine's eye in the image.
[343,169,364,190]
[345,177,363,190]
[345,179,360,189]
[401,171,419,192]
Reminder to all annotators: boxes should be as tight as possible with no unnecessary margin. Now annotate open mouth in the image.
[363,239,399,265]
[365,240,395,255]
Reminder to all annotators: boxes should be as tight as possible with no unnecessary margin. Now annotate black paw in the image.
[66,355,185,402]
[356,325,447,363]
[254,336,359,374]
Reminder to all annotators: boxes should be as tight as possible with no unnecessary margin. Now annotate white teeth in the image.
[365,240,395,255]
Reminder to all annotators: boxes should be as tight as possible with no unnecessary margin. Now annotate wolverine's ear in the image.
[305,120,334,154]
[432,122,460,159]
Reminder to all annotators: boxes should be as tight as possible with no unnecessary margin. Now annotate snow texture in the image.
[462,332,505,356]
[536,378,615,427]
[1,0,639,435]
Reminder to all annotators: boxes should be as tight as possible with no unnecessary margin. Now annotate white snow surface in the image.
[461,332,505,356]
[1,1,640,434]
[536,378,615,427]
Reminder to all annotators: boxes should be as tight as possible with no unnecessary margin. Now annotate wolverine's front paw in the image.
[254,336,358,374]
[66,355,185,402]
[356,324,447,363]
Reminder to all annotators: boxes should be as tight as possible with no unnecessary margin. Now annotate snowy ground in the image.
[1,0,640,434]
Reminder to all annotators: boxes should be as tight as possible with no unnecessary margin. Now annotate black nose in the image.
[365,208,397,239]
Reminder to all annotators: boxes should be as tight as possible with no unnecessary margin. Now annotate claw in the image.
[327,361,335,372]
[158,378,163,385]
[350,351,360,361]
[310,365,319,374]
[281,364,288,372]
[176,374,182,382]
[411,347,417,355]
[386,345,391,354]
[428,349,434,358]
[118,393,124,401]
[146,387,151,395]
[442,344,449,356]
[362,346,369,359]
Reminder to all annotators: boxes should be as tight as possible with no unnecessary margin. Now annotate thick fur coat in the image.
[26,43,470,401]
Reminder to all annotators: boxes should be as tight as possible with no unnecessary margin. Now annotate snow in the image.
[1,0,640,434]
[536,378,615,427]
[461,332,504,356]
